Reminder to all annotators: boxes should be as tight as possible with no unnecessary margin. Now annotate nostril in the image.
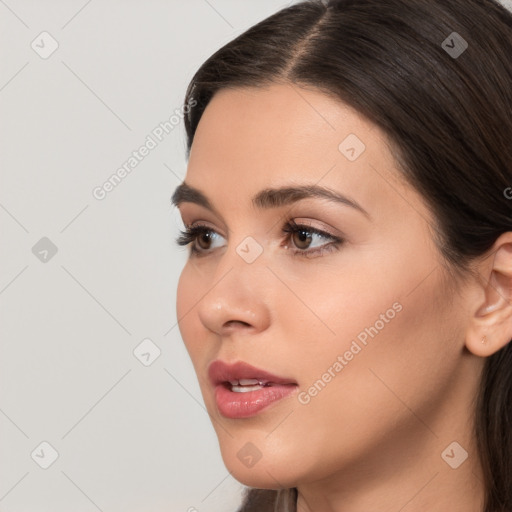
[224,320,251,329]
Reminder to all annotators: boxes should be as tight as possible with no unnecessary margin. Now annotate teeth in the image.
[231,384,264,393]
[227,378,271,392]
[239,378,260,385]
[228,378,265,386]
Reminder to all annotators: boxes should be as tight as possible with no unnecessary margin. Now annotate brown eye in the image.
[175,220,343,258]
[175,224,225,256]
[292,228,313,250]
[282,220,344,258]
[196,231,214,250]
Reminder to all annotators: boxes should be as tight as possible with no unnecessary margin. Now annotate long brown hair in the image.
[181,1,512,510]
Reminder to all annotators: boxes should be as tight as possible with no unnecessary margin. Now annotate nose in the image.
[196,247,272,338]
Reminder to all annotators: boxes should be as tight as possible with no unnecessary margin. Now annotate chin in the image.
[225,463,296,489]
[219,444,303,489]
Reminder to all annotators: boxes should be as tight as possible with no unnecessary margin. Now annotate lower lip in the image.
[214,383,298,419]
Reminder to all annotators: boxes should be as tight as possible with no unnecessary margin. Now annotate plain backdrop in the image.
[1,1,511,511]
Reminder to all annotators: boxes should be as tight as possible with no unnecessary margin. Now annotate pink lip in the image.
[208,360,298,387]
[208,360,298,419]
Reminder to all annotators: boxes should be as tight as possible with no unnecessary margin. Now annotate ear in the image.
[465,232,512,358]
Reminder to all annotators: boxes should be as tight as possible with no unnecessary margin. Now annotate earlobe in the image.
[465,233,512,358]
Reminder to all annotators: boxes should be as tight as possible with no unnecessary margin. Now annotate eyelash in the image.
[175,219,343,258]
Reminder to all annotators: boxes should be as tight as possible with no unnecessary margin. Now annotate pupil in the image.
[296,230,312,248]
[199,233,211,249]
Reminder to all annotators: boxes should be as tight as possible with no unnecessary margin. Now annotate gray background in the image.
[1,1,511,511]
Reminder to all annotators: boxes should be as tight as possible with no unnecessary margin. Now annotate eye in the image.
[175,219,343,258]
[281,219,343,257]
[175,223,225,254]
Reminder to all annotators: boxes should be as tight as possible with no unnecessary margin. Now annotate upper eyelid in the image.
[177,205,338,237]
[180,217,231,237]
[180,215,341,237]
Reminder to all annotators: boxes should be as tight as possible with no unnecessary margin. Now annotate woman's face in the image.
[173,83,481,490]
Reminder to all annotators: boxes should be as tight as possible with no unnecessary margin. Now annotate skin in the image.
[173,83,512,512]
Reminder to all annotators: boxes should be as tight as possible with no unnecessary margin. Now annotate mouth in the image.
[226,378,278,393]
[208,359,298,387]
[208,360,298,419]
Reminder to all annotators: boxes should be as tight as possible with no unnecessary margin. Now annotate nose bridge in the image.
[197,233,271,335]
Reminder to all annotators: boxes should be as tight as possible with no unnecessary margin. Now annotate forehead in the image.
[189,83,369,170]
[184,83,429,226]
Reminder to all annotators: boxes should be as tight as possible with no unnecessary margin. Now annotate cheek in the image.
[251,263,451,455]
[273,256,406,351]
[282,229,443,351]
[220,279,455,487]
[286,253,453,406]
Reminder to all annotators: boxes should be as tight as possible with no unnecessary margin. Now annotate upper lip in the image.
[208,360,298,387]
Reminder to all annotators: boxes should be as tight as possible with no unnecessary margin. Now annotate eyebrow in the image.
[171,182,371,219]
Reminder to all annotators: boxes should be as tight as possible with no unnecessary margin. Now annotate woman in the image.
[171,0,512,510]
